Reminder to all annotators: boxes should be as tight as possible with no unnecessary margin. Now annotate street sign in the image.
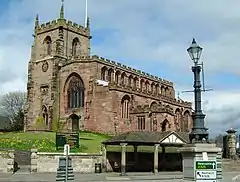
[196,170,216,179]
[195,161,216,170]
[196,180,216,182]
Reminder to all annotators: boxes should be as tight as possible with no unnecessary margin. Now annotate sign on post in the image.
[196,171,216,179]
[195,161,216,170]
[195,161,217,181]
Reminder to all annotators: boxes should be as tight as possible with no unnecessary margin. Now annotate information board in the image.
[56,132,79,150]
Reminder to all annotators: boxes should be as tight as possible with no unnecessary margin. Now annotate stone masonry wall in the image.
[36,152,102,173]
[0,150,14,173]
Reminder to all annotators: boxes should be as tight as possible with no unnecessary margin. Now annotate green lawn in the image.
[0,131,180,153]
[0,131,110,153]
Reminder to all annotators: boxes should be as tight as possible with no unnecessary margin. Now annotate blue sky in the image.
[0,0,240,136]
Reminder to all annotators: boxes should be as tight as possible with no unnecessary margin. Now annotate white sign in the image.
[64,144,70,156]
[196,180,216,182]
[196,170,216,179]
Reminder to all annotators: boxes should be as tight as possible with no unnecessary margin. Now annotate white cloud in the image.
[0,0,239,135]
[179,89,240,137]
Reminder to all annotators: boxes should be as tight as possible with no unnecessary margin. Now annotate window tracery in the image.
[67,75,84,108]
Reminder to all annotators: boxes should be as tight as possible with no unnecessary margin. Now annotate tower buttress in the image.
[25,1,92,131]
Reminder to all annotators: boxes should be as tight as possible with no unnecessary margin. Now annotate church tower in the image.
[24,1,91,131]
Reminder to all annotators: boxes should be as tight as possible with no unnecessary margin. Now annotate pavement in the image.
[0,171,240,182]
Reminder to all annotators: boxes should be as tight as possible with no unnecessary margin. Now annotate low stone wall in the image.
[37,152,102,173]
[0,150,14,173]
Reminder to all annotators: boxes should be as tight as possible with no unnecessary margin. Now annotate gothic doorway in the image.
[69,114,80,132]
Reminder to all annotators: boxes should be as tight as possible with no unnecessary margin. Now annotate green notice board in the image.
[56,132,79,150]
[195,161,216,170]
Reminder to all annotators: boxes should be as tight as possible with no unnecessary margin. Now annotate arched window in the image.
[72,37,80,57]
[42,105,48,126]
[151,83,155,94]
[161,119,168,132]
[150,101,157,109]
[115,71,120,85]
[101,67,108,81]
[128,75,133,88]
[108,68,114,82]
[183,111,190,132]
[165,87,169,96]
[121,73,126,86]
[44,36,52,55]
[133,77,138,89]
[145,81,149,92]
[121,95,130,119]
[140,79,144,91]
[155,84,159,95]
[175,108,181,131]
[161,86,165,96]
[67,74,84,108]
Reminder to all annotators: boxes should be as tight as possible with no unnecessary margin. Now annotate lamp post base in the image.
[189,129,209,143]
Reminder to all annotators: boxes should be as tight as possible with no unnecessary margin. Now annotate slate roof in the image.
[102,131,190,146]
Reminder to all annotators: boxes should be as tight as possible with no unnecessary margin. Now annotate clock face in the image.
[42,61,49,72]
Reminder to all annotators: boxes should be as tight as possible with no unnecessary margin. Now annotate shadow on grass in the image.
[79,137,93,140]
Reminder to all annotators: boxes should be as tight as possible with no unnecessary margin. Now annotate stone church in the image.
[24,3,193,134]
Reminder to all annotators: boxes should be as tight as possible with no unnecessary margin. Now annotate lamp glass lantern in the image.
[187,38,203,63]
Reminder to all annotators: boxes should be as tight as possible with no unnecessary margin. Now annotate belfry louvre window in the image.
[137,116,145,130]
[67,76,84,108]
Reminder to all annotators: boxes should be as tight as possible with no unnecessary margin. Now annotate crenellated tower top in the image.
[32,0,91,60]
[34,1,91,39]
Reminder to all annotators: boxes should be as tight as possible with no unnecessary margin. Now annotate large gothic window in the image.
[121,95,130,119]
[67,74,84,108]
[72,37,80,57]
[44,36,52,55]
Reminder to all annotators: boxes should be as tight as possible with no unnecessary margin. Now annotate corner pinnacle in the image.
[87,16,90,28]
[60,0,64,19]
[35,14,39,27]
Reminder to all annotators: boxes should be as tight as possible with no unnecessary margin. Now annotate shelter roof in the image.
[102,131,190,146]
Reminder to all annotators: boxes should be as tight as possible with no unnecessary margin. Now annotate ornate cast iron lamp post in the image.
[187,38,209,143]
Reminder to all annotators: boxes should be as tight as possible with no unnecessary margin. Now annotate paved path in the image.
[0,171,239,181]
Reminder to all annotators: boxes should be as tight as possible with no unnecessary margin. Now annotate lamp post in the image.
[187,38,208,143]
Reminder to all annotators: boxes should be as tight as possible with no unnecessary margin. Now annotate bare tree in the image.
[0,91,26,131]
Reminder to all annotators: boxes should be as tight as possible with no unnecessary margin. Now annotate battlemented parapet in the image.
[59,54,192,108]
[35,18,90,38]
